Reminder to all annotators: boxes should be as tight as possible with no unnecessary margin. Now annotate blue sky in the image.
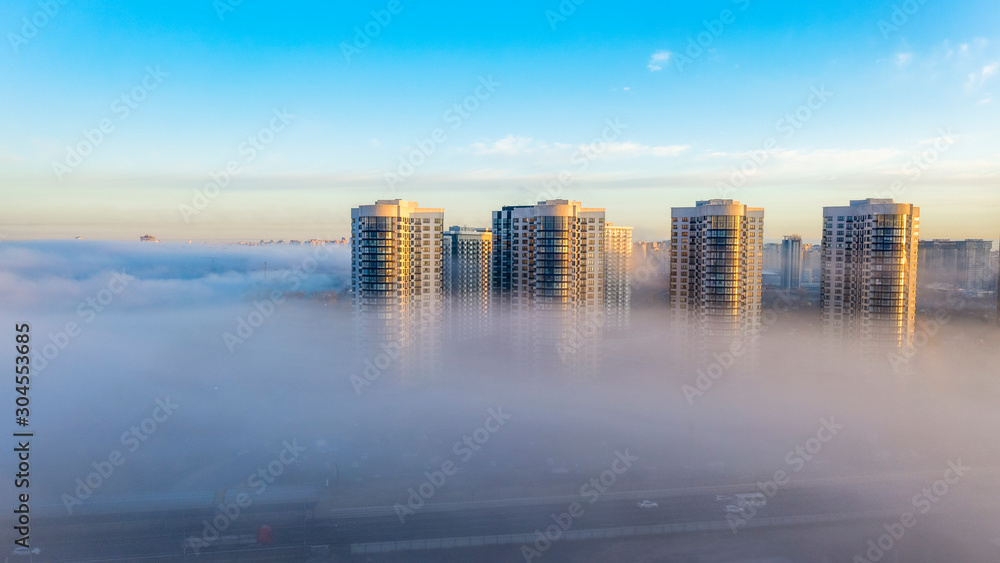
[1,0,998,243]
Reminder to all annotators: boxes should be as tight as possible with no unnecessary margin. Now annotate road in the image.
[4,475,937,561]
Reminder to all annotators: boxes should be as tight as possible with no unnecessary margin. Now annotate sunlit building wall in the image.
[803,244,822,284]
[491,200,606,367]
[670,199,765,344]
[821,198,919,351]
[351,200,444,370]
[605,223,633,331]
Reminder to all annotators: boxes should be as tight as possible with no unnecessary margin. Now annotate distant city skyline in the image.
[5,194,1000,247]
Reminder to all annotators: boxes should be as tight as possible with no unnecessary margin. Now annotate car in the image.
[724,505,745,514]
[735,493,767,508]
[636,500,659,509]
[715,494,734,502]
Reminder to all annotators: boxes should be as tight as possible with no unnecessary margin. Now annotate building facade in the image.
[350,200,444,371]
[442,226,493,338]
[803,244,822,284]
[670,199,764,344]
[632,241,670,276]
[781,235,803,290]
[491,200,608,366]
[918,239,994,292]
[821,199,919,351]
[604,223,633,331]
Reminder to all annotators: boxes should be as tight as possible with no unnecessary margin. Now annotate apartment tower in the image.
[491,200,607,367]
[350,200,444,371]
[442,226,493,338]
[918,239,994,292]
[670,199,765,345]
[821,198,919,351]
[604,223,633,331]
[781,235,804,290]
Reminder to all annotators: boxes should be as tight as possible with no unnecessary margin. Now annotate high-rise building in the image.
[763,242,782,273]
[633,241,649,262]
[350,200,444,370]
[803,243,822,284]
[761,242,782,287]
[604,223,633,330]
[781,235,803,290]
[821,198,919,351]
[442,226,492,338]
[491,200,607,366]
[632,241,670,275]
[918,239,994,292]
[670,199,764,343]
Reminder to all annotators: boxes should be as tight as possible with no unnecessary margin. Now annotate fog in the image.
[1,241,999,561]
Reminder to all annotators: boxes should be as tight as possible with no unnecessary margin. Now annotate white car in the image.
[735,493,767,508]
[724,505,744,514]
[636,500,659,509]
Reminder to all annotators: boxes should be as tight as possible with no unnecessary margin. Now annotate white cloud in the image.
[647,50,671,72]
[471,135,547,156]
[704,147,909,180]
[895,52,913,67]
[765,147,905,168]
[598,141,690,158]
[965,61,999,90]
[920,39,1000,92]
[965,72,978,90]
[468,136,690,161]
